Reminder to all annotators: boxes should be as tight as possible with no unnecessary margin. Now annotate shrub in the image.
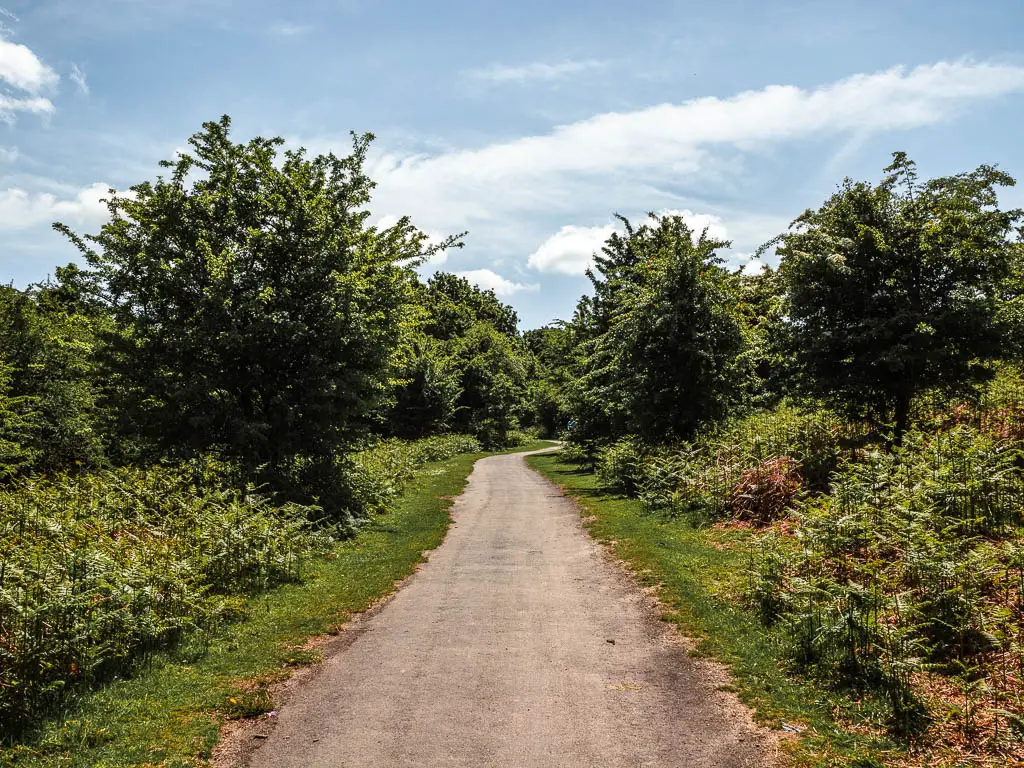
[0,467,328,735]
[0,433,481,737]
[748,424,1024,736]
[729,456,803,523]
[625,405,844,521]
[595,437,650,495]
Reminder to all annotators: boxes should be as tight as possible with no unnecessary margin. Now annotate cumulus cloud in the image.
[527,224,615,275]
[528,211,734,275]
[454,269,538,297]
[0,37,58,120]
[0,38,58,93]
[465,58,606,84]
[658,209,731,241]
[0,182,113,231]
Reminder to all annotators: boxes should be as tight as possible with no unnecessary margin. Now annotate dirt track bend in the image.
[237,449,775,768]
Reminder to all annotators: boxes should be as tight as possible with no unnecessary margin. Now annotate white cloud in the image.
[657,209,731,241]
[0,145,18,162]
[0,182,113,231]
[269,22,312,36]
[527,224,615,275]
[353,60,1024,279]
[528,211,733,276]
[70,63,88,95]
[0,37,58,121]
[465,58,606,84]
[454,269,538,296]
[0,38,58,94]
[370,61,1024,224]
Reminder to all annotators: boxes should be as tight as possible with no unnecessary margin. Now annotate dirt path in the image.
[229,450,776,767]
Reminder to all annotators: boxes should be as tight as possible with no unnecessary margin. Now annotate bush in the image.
[623,405,845,521]
[729,456,803,523]
[749,424,1024,736]
[0,433,481,737]
[0,466,328,735]
[595,436,650,495]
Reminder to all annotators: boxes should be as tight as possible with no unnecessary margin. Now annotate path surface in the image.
[239,450,774,768]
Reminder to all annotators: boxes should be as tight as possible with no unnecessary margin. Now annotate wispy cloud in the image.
[464,58,606,85]
[70,63,89,95]
[268,22,312,37]
[360,59,1024,267]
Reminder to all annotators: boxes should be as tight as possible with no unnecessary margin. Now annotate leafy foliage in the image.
[565,214,746,446]
[0,434,479,738]
[770,154,1022,442]
[55,117,455,491]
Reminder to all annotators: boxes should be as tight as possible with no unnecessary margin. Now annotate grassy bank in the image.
[0,445,548,768]
[527,451,899,768]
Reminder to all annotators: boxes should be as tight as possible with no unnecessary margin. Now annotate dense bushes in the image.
[581,382,1024,754]
[0,434,480,739]
[592,406,845,522]
[0,466,326,733]
[750,425,1024,743]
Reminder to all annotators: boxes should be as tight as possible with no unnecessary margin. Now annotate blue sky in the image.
[1,0,1023,328]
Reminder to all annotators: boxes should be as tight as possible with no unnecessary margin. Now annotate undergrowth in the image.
[0,433,480,742]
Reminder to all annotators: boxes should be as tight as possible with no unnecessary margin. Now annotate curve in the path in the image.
[240,450,775,768]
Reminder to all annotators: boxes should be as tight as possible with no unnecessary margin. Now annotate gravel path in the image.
[234,449,775,767]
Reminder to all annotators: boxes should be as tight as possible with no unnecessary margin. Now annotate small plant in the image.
[729,456,803,523]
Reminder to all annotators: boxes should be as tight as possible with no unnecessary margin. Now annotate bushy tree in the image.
[55,116,456,480]
[0,276,106,475]
[772,154,1022,441]
[568,214,745,444]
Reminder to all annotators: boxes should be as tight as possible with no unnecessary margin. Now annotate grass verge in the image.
[0,446,550,768]
[527,451,903,768]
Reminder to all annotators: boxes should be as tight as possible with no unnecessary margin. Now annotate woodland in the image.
[2,117,1024,766]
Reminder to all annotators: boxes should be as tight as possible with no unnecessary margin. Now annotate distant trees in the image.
[773,153,1022,441]
[539,155,1023,452]
[386,273,532,446]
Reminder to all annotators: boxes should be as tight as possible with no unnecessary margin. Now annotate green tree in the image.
[772,153,1022,441]
[569,214,745,444]
[55,116,455,486]
[0,278,105,474]
[385,272,531,445]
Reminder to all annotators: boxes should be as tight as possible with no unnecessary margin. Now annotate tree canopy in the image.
[771,153,1022,440]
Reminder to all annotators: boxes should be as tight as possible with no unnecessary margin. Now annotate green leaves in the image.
[774,153,1023,442]
[567,213,745,444]
[53,116,458,501]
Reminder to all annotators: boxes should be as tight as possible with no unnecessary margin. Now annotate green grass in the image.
[0,446,530,768]
[527,451,901,768]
